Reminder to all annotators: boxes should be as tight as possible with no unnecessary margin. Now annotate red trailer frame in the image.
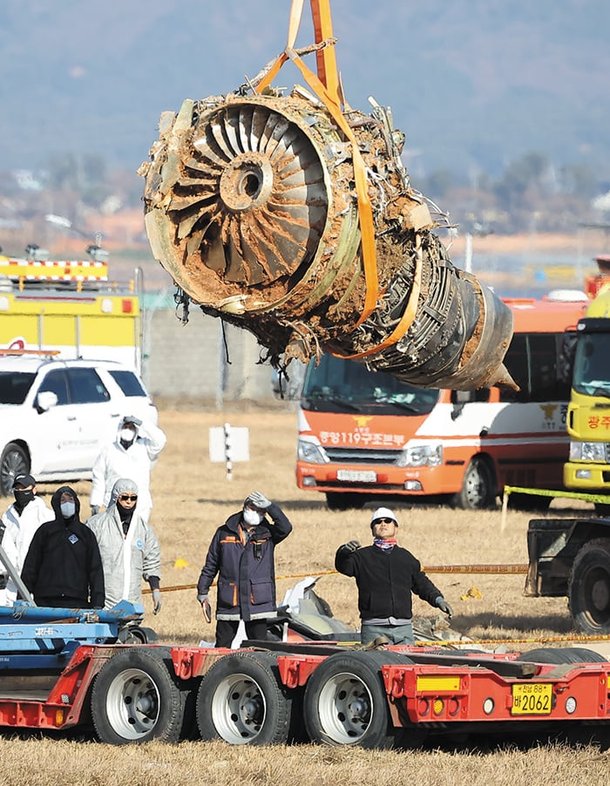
[1,642,609,745]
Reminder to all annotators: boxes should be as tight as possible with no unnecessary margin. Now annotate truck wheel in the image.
[303,651,407,748]
[569,539,610,634]
[0,442,29,496]
[515,647,606,664]
[91,648,184,744]
[325,492,366,511]
[453,457,496,510]
[196,651,292,745]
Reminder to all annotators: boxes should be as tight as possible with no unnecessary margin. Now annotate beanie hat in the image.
[370,507,398,530]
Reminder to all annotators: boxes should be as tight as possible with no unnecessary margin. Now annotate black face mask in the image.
[117,502,135,525]
[14,490,34,511]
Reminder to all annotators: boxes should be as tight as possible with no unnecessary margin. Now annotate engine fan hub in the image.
[219,153,274,212]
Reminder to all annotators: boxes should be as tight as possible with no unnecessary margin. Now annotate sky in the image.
[0,0,608,179]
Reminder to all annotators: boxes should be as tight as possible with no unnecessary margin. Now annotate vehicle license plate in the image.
[511,683,552,715]
[336,469,377,483]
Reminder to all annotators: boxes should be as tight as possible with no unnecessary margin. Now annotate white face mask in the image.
[60,501,76,519]
[120,428,136,443]
[243,508,263,527]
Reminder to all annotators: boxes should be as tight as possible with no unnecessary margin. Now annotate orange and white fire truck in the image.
[0,246,142,371]
[296,296,589,511]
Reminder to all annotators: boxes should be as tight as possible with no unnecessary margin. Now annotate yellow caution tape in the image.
[504,485,610,504]
[414,632,610,647]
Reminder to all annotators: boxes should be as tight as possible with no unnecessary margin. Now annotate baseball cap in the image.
[370,507,398,527]
[13,473,36,489]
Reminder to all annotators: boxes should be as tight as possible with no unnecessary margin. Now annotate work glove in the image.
[436,597,453,617]
[200,596,212,624]
[90,505,100,516]
[248,491,272,509]
[126,415,143,427]
[152,589,162,615]
[343,540,361,552]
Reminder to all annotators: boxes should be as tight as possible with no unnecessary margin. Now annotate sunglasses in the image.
[119,495,138,502]
[374,518,395,524]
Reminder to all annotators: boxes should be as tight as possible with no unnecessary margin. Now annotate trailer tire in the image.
[515,647,607,664]
[303,651,408,748]
[0,442,29,496]
[453,457,496,510]
[196,651,292,745]
[91,647,184,744]
[569,539,610,634]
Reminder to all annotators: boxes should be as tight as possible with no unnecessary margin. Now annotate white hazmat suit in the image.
[90,416,166,522]
[0,496,52,605]
[87,478,161,609]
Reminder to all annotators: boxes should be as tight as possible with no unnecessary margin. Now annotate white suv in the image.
[0,357,158,494]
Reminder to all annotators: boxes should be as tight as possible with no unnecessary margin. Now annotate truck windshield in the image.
[0,372,36,404]
[301,354,439,414]
[572,334,610,397]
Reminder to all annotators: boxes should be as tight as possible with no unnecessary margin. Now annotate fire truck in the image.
[0,244,142,371]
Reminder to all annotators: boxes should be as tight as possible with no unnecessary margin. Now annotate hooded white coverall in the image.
[0,496,52,605]
[87,479,161,609]
[90,419,166,522]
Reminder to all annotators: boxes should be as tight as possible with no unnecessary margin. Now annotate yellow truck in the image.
[564,266,610,502]
[0,251,142,372]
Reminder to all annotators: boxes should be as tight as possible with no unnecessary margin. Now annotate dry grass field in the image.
[2,407,610,785]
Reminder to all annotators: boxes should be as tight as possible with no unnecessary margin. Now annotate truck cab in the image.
[564,283,610,499]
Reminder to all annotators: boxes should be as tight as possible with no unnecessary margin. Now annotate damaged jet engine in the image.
[140,2,514,391]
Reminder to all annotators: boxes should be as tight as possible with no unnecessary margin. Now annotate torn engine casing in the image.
[140,89,514,390]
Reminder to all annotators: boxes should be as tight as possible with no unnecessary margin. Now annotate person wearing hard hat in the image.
[335,506,453,645]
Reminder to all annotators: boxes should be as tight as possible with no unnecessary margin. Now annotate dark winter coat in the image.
[21,486,105,608]
[197,503,292,622]
[335,543,442,621]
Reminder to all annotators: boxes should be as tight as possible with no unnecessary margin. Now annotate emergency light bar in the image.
[0,257,109,282]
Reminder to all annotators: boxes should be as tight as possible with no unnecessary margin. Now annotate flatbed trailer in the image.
[2,616,610,747]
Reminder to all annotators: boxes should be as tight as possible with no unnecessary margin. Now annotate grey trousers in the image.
[360,621,414,645]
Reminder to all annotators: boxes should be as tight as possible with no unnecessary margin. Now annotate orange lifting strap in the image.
[255,0,379,327]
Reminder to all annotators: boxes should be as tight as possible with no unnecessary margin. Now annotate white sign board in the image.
[209,425,250,463]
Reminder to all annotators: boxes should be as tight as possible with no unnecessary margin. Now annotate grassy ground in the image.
[3,407,609,785]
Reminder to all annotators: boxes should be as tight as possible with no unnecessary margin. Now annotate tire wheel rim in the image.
[465,467,485,507]
[583,567,610,626]
[105,667,161,740]
[211,672,267,744]
[1,450,27,494]
[317,671,374,745]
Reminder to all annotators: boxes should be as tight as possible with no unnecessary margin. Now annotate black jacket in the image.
[197,503,292,621]
[21,486,105,608]
[335,543,442,621]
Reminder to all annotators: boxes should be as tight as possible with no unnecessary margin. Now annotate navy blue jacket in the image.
[197,503,292,621]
